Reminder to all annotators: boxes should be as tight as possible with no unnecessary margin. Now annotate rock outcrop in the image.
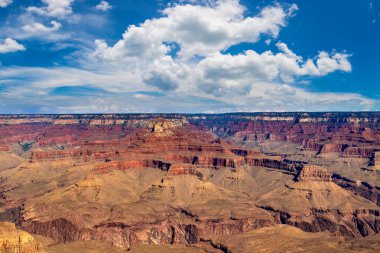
[0,222,44,253]
[369,151,380,170]
[297,165,331,182]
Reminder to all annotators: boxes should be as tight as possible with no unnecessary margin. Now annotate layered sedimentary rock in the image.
[196,113,380,164]
[332,174,380,206]
[297,165,331,182]
[257,163,380,238]
[0,113,379,251]
[0,116,274,250]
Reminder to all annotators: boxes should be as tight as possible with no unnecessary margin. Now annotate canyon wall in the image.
[0,113,379,251]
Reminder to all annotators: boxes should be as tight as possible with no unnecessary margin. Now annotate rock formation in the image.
[0,113,379,251]
[369,151,380,170]
[0,222,44,253]
[297,165,332,182]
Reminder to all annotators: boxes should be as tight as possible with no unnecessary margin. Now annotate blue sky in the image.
[0,0,379,113]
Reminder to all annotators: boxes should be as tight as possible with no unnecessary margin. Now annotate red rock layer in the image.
[201,116,380,160]
[167,165,204,180]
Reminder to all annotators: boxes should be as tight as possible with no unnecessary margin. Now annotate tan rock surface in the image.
[0,222,44,253]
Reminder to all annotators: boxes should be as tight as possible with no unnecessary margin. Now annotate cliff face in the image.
[267,208,380,239]
[0,222,44,253]
[0,113,379,251]
[23,212,275,249]
[369,151,380,170]
[297,165,331,182]
[194,113,380,164]
[1,113,379,161]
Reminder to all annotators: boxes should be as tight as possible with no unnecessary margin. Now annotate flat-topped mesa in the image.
[297,165,332,182]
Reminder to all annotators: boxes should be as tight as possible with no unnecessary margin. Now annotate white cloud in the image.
[0,66,143,92]
[87,0,366,111]
[0,66,376,113]
[27,0,75,18]
[314,51,352,75]
[275,42,302,62]
[287,3,298,16]
[94,0,295,60]
[96,1,112,12]
[92,1,351,92]
[0,0,12,8]
[164,46,351,95]
[1,10,108,44]
[177,0,219,6]
[0,38,25,53]
[22,21,62,33]
[0,0,376,112]
[0,64,376,113]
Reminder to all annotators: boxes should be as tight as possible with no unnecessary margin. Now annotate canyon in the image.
[0,113,379,252]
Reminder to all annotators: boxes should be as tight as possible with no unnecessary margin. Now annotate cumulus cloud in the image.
[0,38,25,53]
[86,0,369,112]
[0,0,376,113]
[92,1,301,93]
[0,0,12,8]
[93,1,351,94]
[94,0,295,60]
[27,0,75,18]
[142,46,351,96]
[22,21,62,33]
[96,1,112,12]
[275,42,302,61]
[315,51,352,75]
